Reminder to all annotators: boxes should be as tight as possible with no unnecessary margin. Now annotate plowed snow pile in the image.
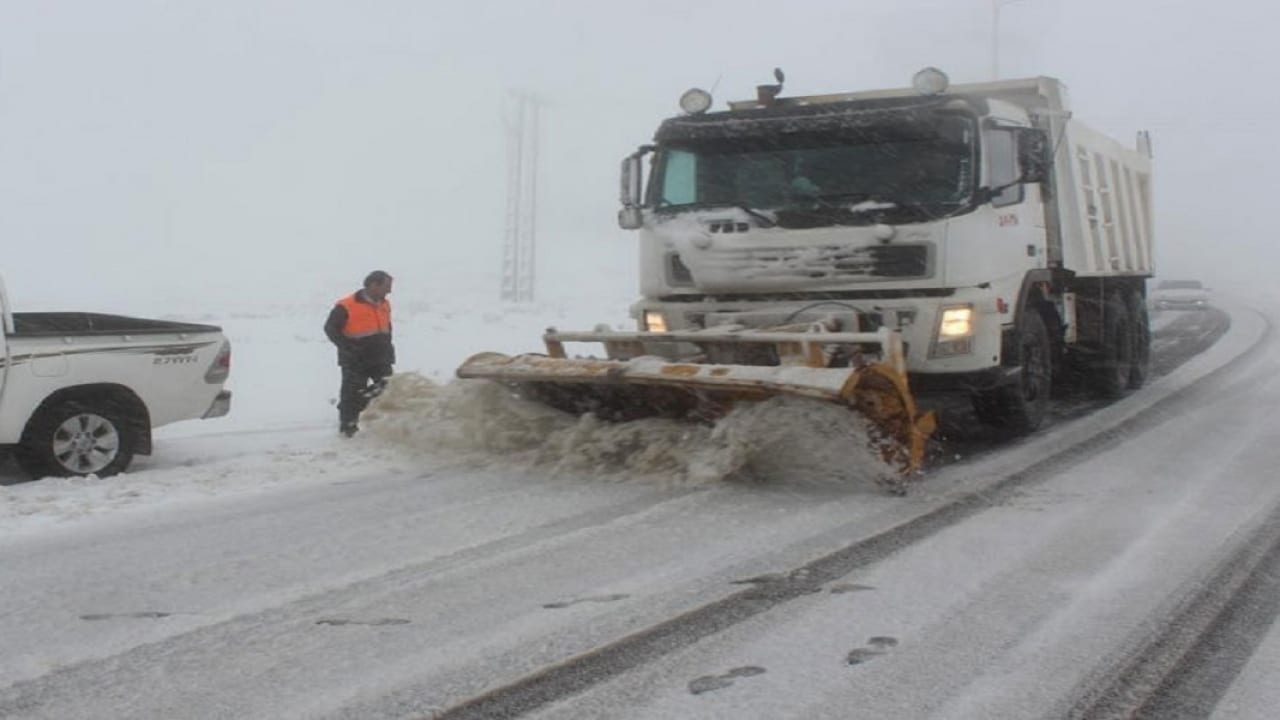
[361,372,898,489]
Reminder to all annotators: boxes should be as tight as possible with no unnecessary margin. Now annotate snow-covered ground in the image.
[0,288,1271,718]
[0,287,1238,538]
[1,268,906,536]
[0,273,639,532]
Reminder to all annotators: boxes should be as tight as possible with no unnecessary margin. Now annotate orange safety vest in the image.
[337,293,391,339]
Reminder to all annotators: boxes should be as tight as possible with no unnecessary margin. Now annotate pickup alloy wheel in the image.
[16,401,137,479]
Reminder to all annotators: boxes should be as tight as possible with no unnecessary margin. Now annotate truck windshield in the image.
[651,114,976,226]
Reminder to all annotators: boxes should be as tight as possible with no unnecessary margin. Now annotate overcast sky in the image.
[2,0,1276,311]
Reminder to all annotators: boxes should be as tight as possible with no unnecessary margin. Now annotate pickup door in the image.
[0,312,231,479]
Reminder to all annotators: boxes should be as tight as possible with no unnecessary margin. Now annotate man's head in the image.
[363,270,393,301]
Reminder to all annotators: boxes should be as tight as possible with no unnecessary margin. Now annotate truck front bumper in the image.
[910,366,1021,398]
[203,390,232,419]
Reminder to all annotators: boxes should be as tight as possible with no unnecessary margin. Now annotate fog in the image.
[2,0,1276,312]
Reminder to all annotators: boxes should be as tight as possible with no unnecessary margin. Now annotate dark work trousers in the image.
[338,363,393,426]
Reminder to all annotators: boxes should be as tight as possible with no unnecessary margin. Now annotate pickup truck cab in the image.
[1,276,231,478]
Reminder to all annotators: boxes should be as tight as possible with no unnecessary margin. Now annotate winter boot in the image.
[360,378,389,402]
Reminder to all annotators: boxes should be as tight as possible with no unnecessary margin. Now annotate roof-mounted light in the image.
[679,88,713,115]
[912,67,950,96]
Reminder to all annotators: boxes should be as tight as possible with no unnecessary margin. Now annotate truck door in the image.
[986,125,1047,273]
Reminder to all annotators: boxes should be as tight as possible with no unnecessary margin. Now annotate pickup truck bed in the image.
[11,312,220,337]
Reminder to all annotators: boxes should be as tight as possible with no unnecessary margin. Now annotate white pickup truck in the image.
[0,276,232,479]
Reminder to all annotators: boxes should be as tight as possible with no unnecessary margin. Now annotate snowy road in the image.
[1,302,1276,719]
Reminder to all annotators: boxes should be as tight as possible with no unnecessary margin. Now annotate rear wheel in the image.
[972,308,1053,433]
[1126,291,1151,389]
[1093,292,1135,398]
[15,401,137,479]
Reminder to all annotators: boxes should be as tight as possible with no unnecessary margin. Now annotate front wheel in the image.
[972,308,1053,433]
[16,402,137,479]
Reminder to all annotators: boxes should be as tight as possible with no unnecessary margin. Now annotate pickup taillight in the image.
[205,341,231,383]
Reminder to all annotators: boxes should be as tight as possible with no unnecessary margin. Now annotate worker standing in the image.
[324,270,395,437]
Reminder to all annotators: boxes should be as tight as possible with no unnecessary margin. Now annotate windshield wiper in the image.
[822,193,947,222]
[812,191,874,206]
[877,198,948,221]
[735,205,777,228]
[657,201,777,228]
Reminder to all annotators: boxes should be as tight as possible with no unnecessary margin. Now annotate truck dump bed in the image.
[1055,121,1153,277]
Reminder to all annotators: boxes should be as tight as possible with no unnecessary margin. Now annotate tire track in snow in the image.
[0,486,697,715]
[430,308,1268,720]
[1069,496,1280,720]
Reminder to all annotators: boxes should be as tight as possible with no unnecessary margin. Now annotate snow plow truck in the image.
[458,68,1154,476]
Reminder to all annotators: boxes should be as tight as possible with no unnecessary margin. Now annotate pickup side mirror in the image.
[618,146,654,230]
[1017,128,1051,184]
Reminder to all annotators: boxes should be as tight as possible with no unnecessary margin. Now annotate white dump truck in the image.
[460,69,1153,472]
[1,276,232,478]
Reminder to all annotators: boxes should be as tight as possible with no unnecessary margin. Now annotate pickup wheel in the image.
[16,401,137,479]
[972,307,1053,433]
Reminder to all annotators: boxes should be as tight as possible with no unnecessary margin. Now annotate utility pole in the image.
[501,91,540,303]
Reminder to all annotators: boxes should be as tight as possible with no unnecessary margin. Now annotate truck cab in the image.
[617,68,1153,432]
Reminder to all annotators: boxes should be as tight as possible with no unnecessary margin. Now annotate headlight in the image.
[939,306,973,338]
[932,305,974,358]
[644,310,669,333]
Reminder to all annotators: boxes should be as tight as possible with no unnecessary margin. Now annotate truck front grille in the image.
[698,243,931,281]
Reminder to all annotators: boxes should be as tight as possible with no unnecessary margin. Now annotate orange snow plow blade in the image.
[456,326,936,475]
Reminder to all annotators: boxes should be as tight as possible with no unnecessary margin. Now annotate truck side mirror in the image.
[1017,128,1051,184]
[620,155,642,207]
[618,207,643,229]
[618,147,653,230]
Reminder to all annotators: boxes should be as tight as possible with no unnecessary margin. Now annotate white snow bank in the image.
[0,372,897,538]
[0,428,406,537]
[361,372,897,488]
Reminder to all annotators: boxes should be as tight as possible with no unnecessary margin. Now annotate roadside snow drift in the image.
[361,372,897,487]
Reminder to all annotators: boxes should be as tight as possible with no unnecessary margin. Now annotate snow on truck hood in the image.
[651,209,937,291]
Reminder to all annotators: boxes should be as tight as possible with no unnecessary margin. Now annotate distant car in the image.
[1151,279,1210,311]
